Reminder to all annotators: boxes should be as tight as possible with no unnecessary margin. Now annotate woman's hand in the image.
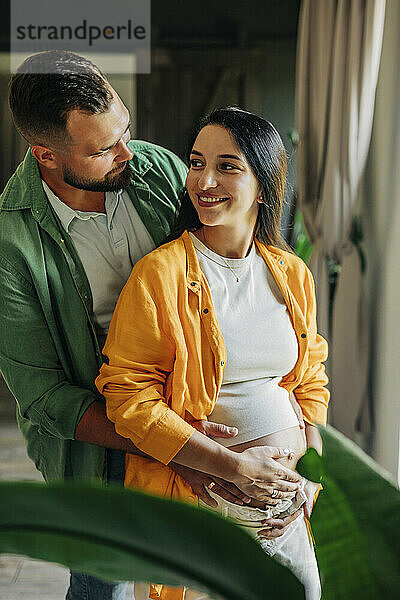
[232,445,302,504]
[173,432,301,504]
[173,420,253,507]
[188,419,239,439]
[189,421,301,504]
[302,479,320,519]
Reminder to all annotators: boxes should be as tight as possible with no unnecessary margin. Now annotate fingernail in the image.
[244,497,251,503]
[228,427,238,435]
[283,448,291,454]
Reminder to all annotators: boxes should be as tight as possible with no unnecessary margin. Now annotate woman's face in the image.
[186,124,261,231]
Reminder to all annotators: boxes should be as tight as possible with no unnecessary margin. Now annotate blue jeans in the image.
[66,572,127,600]
[65,449,128,600]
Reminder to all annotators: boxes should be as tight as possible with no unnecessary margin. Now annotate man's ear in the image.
[31,145,60,170]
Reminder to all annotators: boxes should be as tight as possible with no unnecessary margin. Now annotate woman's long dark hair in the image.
[167,106,292,251]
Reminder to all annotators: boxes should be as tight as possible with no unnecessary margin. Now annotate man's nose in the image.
[116,140,134,162]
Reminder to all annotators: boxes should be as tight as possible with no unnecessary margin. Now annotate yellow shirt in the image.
[96,230,329,599]
[96,229,329,492]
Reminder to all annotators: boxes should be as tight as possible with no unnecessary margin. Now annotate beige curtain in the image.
[296,0,386,440]
[362,0,400,482]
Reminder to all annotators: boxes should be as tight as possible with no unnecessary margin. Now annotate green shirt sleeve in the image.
[0,258,96,440]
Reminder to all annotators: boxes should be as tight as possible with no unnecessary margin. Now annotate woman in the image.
[96,107,329,600]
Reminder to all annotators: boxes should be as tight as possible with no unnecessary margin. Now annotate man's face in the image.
[55,89,134,192]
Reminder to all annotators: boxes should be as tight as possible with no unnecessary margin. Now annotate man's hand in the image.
[170,463,252,507]
[257,508,303,539]
[189,419,239,439]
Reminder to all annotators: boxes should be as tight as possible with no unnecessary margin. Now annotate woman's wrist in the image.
[304,423,322,454]
[172,430,242,481]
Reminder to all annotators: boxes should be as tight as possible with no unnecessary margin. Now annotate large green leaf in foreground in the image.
[297,425,400,600]
[0,479,304,600]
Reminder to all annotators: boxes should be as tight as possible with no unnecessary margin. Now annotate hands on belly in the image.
[177,418,310,540]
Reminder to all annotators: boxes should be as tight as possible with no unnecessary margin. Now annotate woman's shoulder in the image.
[262,244,310,279]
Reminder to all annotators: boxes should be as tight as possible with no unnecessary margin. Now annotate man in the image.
[0,51,300,599]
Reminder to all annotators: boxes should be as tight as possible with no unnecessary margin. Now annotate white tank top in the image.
[189,232,299,447]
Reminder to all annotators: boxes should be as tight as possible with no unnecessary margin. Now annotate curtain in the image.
[361,0,400,481]
[295,0,386,440]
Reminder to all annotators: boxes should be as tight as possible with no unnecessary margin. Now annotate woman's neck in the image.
[195,226,255,258]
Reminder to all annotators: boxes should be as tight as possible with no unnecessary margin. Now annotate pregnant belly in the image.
[228,425,307,470]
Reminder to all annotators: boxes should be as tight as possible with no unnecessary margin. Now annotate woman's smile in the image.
[197,194,230,207]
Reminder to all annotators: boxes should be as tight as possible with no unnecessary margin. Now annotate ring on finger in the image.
[207,481,216,490]
[271,489,279,499]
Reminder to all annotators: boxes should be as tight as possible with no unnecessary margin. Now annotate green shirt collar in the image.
[0,141,153,213]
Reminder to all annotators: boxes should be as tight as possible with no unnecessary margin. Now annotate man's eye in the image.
[92,150,108,157]
[190,158,203,168]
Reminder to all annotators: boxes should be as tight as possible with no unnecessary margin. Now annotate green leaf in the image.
[298,425,400,599]
[292,210,313,263]
[296,447,324,483]
[3,426,398,598]
[0,481,305,600]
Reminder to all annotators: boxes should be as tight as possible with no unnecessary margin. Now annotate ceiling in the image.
[151,0,300,46]
[0,1,300,52]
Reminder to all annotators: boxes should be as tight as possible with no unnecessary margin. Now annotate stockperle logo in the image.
[11,0,150,73]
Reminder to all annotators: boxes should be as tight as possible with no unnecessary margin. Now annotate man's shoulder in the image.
[133,236,186,282]
[128,139,181,160]
[0,150,42,212]
[127,140,187,177]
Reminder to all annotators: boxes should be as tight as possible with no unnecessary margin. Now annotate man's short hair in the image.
[9,50,113,148]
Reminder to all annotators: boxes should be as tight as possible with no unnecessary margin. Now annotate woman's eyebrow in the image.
[219,154,242,160]
[190,150,242,161]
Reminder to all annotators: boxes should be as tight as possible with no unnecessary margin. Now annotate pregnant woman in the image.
[96,107,329,600]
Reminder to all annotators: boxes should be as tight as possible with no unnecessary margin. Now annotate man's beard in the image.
[62,161,133,192]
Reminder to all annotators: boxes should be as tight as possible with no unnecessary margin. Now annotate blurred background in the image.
[0,0,399,486]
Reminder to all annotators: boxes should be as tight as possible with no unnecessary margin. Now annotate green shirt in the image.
[0,140,187,481]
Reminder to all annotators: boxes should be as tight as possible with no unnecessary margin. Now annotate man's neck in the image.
[40,166,106,213]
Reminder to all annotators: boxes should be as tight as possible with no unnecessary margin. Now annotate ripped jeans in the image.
[134,484,322,600]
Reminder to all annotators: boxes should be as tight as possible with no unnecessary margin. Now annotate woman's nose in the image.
[198,169,218,190]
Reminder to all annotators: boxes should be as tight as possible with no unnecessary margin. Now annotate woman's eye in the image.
[190,158,203,168]
[220,163,237,171]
